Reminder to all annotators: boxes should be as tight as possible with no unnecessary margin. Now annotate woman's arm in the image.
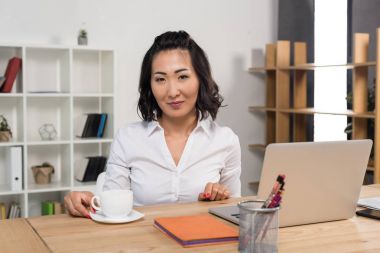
[199,133,241,201]
[103,129,131,191]
[219,134,241,197]
[64,129,131,217]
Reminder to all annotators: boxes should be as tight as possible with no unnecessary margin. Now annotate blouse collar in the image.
[146,116,212,138]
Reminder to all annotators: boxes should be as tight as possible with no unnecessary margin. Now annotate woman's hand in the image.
[64,191,94,218]
[198,182,230,201]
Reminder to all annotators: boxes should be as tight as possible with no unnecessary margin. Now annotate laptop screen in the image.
[209,140,372,227]
[257,140,372,227]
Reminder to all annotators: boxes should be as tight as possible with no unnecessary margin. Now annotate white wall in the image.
[0,0,277,195]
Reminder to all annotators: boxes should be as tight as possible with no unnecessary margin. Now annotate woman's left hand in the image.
[198,182,230,201]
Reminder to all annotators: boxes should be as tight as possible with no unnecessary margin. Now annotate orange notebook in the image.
[154,214,238,247]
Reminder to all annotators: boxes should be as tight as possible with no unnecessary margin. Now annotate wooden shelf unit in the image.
[249,29,380,183]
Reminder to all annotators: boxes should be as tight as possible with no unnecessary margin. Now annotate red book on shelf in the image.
[0,57,22,93]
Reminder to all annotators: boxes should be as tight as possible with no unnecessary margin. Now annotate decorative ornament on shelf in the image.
[31,162,55,184]
[0,115,12,142]
[39,123,57,141]
[78,28,88,45]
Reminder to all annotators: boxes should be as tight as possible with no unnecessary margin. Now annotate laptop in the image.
[209,139,372,227]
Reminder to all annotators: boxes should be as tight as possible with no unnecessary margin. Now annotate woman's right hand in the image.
[64,191,94,218]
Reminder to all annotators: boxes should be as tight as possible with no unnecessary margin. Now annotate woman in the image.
[64,31,241,218]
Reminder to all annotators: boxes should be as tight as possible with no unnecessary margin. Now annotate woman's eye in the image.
[179,75,189,80]
[155,77,165,83]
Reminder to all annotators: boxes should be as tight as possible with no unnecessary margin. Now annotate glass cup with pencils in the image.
[238,174,285,253]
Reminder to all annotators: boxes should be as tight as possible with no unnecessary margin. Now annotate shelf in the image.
[0,96,24,142]
[0,46,23,93]
[26,45,72,50]
[0,194,25,217]
[0,44,113,51]
[248,144,266,152]
[72,50,114,94]
[0,93,114,97]
[27,145,71,189]
[72,47,114,52]
[27,140,71,146]
[26,97,71,142]
[27,182,71,193]
[367,160,374,172]
[0,190,24,196]
[25,47,70,93]
[249,106,375,118]
[0,142,24,147]
[26,93,70,98]
[0,93,23,97]
[0,44,115,217]
[73,96,114,139]
[73,138,113,144]
[72,93,114,97]
[249,61,376,72]
[28,191,67,217]
[249,67,276,72]
[0,184,24,195]
[73,143,110,185]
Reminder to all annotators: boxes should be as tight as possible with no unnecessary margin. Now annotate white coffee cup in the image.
[91,189,133,218]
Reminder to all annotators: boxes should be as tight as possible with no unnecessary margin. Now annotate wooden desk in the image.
[5,185,380,253]
[0,218,50,253]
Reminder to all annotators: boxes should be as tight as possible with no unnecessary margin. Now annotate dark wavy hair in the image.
[137,30,223,121]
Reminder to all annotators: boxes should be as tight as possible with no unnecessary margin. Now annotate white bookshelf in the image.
[0,44,115,217]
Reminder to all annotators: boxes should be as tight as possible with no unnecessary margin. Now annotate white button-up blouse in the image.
[103,118,241,206]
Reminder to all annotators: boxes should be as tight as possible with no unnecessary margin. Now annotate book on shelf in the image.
[41,200,65,216]
[53,201,64,214]
[75,156,107,182]
[81,114,96,137]
[41,201,54,215]
[75,115,87,137]
[7,202,21,219]
[78,113,108,138]
[5,146,23,191]
[74,158,88,182]
[7,203,12,219]
[0,57,22,93]
[97,114,108,137]
[15,205,20,218]
[154,214,238,247]
[0,203,6,220]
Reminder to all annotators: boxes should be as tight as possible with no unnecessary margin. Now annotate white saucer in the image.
[89,210,144,224]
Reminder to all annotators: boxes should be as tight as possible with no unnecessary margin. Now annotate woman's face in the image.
[151,49,199,120]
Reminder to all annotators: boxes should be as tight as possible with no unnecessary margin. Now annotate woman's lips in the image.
[168,101,184,109]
